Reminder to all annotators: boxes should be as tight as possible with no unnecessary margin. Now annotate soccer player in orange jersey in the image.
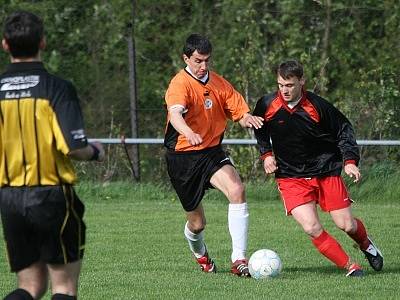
[164,33,263,276]
[253,60,383,277]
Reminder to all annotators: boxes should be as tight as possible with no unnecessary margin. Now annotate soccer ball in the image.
[248,249,282,279]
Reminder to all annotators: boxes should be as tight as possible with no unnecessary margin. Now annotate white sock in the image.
[184,222,206,258]
[228,202,249,262]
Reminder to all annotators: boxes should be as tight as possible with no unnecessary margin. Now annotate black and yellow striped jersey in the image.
[0,62,88,186]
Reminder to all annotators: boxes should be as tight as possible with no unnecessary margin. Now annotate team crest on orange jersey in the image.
[204,99,213,109]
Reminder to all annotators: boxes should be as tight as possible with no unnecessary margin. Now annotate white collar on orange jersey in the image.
[185,66,209,83]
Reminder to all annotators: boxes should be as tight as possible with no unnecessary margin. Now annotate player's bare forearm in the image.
[169,111,192,135]
[69,141,105,162]
[239,113,264,129]
[169,110,202,145]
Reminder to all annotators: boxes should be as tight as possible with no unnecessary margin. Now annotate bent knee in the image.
[187,221,206,234]
[302,222,323,238]
[336,219,356,233]
[228,183,245,203]
[190,225,205,234]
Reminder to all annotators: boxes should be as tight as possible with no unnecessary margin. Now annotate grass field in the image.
[0,176,399,299]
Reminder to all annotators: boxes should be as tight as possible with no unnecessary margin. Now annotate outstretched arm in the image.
[253,95,273,157]
[238,113,264,129]
[69,141,105,162]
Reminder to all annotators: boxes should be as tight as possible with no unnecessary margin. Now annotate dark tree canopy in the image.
[1,0,399,181]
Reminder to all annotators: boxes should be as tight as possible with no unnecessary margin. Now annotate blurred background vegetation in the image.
[0,0,399,183]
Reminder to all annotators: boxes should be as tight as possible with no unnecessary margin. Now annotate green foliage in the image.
[1,1,399,181]
[349,161,400,203]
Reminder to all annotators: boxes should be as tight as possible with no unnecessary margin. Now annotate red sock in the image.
[312,230,349,268]
[347,218,369,250]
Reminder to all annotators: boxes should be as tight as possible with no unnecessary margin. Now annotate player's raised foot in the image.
[231,259,251,277]
[196,252,216,273]
[361,237,383,271]
[346,263,364,277]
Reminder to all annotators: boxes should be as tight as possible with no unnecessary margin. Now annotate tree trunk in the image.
[127,0,140,181]
[315,0,331,95]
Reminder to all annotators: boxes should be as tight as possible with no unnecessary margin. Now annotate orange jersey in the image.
[164,69,249,151]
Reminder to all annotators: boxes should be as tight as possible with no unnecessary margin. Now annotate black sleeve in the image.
[253,96,272,156]
[315,94,360,164]
[53,81,88,151]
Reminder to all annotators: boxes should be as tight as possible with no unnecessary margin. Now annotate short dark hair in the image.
[276,60,304,79]
[3,11,44,58]
[183,33,212,57]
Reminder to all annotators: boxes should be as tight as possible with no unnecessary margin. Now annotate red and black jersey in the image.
[253,90,360,178]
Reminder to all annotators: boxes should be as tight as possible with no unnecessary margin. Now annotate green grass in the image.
[1,177,399,299]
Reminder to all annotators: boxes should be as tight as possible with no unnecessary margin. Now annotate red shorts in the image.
[276,176,352,215]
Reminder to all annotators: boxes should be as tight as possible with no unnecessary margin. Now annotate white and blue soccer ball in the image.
[248,249,282,279]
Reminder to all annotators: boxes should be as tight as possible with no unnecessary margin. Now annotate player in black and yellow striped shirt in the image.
[0,11,104,300]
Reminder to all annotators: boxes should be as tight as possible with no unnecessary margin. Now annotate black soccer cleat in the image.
[362,237,383,271]
[346,263,364,277]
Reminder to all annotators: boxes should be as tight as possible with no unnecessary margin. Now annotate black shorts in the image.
[165,146,233,211]
[0,185,86,272]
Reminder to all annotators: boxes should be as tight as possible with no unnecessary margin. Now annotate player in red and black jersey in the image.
[253,60,383,277]
[0,11,104,300]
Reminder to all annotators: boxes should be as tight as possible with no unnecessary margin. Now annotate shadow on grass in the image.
[371,265,400,275]
[202,266,337,277]
[285,266,340,274]
[172,264,399,281]
[283,265,399,277]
